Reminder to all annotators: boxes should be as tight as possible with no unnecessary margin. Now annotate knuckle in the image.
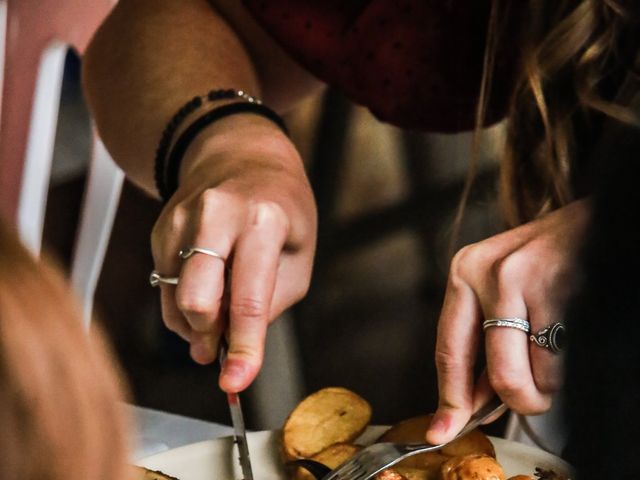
[292,282,310,304]
[199,188,233,218]
[491,250,527,287]
[162,316,179,332]
[488,369,528,398]
[517,398,552,416]
[227,343,264,372]
[254,201,289,230]
[176,293,216,318]
[229,343,261,360]
[449,243,480,284]
[434,348,466,375]
[291,276,312,304]
[151,204,188,257]
[449,245,470,278]
[200,187,222,207]
[163,316,189,339]
[170,203,189,232]
[231,296,268,321]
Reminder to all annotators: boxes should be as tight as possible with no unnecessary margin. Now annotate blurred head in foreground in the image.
[0,220,133,480]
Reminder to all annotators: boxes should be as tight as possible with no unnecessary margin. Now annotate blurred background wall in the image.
[45,51,505,432]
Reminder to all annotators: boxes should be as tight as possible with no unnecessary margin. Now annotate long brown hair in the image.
[0,221,134,480]
[500,0,640,227]
[452,0,640,241]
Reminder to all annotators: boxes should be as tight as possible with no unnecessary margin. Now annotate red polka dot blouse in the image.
[244,0,523,133]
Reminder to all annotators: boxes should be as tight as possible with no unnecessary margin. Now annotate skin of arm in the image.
[82,0,323,392]
[83,0,323,193]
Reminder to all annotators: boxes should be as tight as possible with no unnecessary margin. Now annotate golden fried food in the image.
[440,454,505,480]
[440,430,496,459]
[282,387,372,461]
[280,388,559,480]
[393,466,441,480]
[136,466,179,480]
[377,414,494,472]
[294,443,361,480]
[376,469,409,480]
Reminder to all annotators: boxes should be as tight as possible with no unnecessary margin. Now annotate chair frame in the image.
[0,0,122,326]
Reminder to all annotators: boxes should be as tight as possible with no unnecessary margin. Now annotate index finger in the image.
[220,203,289,393]
[426,279,482,445]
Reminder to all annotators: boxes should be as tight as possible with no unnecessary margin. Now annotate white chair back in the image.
[0,0,122,326]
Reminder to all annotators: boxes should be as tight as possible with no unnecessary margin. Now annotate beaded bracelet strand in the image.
[163,102,289,202]
[154,89,262,201]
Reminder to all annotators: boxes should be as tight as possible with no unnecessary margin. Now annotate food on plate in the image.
[281,387,496,480]
[294,443,362,480]
[377,469,411,480]
[136,466,178,480]
[440,454,505,480]
[378,414,494,472]
[390,465,441,480]
[376,415,496,480]
[282,387,372,461]
[282,388,568,480]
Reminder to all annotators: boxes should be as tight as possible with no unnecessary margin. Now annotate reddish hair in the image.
[0,220,134,480]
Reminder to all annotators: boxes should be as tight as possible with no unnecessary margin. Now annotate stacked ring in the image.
[149,271,179,287]
[482,317,531,334]
[179,246,226,262]
[149,246,226,287]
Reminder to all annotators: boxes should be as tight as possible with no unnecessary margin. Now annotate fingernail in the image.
[221,359,247,390]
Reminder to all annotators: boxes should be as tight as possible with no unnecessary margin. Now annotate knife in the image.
[219,339,254,480]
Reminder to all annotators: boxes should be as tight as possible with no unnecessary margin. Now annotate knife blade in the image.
[219,340,254,480]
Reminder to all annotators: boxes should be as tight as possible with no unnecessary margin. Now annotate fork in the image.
[320,397,507,480]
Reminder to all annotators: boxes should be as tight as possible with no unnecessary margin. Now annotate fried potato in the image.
[282,387,372,461]
[376,469,409,480]
[135,466,179,480]
[294,443,361,480]
[394,466,442,480]
[440,454,505,480]
[281,389,512,480]
[440,430,495,459]
[378,415,448,471]
[377,414,494,470]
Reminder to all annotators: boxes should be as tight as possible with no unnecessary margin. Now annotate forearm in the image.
[82,0,320,195]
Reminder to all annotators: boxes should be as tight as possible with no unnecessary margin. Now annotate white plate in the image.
[138,428,572,480]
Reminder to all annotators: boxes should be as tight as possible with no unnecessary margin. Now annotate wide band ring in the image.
[179,246,226,262]
[530,322,566,354]
[149,271,179,287]
[483,317,531,334]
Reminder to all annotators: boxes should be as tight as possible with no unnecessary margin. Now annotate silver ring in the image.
[530,322,566,354]
[483,317,531,334]
[149,271,179,287]
[178,246,226,262]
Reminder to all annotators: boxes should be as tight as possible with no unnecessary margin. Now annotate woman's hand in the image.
[425,199,590,444]
[83,0,323,394]
[150,115,317,393]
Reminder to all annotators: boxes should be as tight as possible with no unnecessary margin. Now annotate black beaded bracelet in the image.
[162,101,289,202]
[154,89,262,201]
